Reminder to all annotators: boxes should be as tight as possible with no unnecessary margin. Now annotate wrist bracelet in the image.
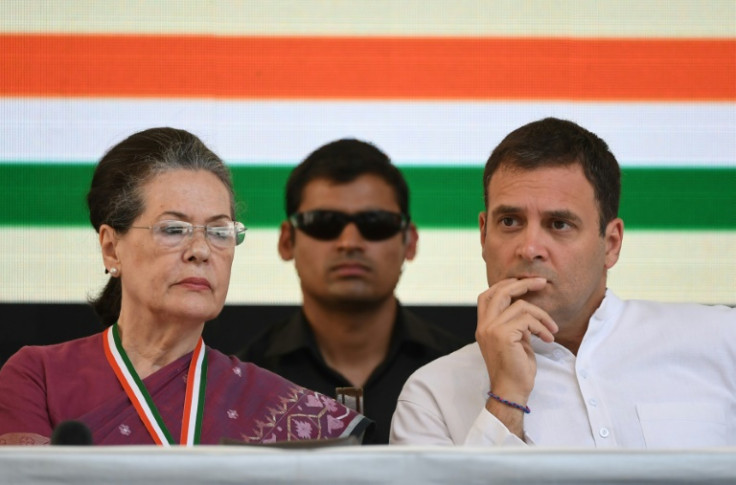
[487,391,530,414]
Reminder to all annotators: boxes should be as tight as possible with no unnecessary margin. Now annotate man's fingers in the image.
[478,309,556,344]
[478,277,548,318]
[524,316,556,343]
[478,285,558,333]
[506,299,558,335]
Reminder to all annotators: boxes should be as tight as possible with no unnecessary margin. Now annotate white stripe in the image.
[1,99,734,167]
[105,328,171,446]
[184,344,205,446]
[2,0,733,37]
[2,228,734,305]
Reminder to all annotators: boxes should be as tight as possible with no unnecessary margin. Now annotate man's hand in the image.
[475,277,558,438]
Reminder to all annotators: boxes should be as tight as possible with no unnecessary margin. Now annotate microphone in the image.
[50,420,93,445]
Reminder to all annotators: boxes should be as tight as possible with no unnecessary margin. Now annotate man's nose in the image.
[516,226,548,261]
[336,222,365,250]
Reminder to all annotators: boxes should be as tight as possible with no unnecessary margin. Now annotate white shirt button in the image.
[588,398,598,407]
[599,427,610,438]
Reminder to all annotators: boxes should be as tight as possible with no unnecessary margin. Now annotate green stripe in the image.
[1,164,734,229]
[111,323,175,444]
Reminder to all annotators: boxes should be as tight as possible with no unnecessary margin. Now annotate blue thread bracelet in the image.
[487,391,530,414]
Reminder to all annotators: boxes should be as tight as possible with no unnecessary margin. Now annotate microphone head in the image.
[51,420,93,445]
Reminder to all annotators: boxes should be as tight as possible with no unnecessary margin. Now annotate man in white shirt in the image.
[390,117,736,448]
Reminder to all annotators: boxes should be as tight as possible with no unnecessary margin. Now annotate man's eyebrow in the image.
[489,206,584,225]
[490,205,522,218]
[544,209,582,224]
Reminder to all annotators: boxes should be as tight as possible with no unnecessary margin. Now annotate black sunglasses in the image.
[289,210,409,241]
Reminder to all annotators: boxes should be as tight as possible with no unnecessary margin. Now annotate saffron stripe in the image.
[1,164,734,229]
[180,341,198,445]
[2,35,734,100]
[180,340,206,446]
[101,332,159,441]
[109,326,174,445]
[104,327,171,445]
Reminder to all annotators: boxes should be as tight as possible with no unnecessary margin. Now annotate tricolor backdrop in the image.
[1,1,735,311]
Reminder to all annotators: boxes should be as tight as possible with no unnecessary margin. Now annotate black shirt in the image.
[237,305,466,444]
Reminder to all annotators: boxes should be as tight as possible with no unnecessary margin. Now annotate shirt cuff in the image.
[463,408,529,446]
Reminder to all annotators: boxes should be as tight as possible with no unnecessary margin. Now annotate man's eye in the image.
[551,220,571,230]
[500,217,517,227]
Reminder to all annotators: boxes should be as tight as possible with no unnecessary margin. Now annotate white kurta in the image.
[390,291,736,448]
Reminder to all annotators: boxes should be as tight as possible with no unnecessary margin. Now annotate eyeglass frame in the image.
[127,220,247,249]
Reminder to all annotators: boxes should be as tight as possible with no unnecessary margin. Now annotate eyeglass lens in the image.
[151,221,245,248]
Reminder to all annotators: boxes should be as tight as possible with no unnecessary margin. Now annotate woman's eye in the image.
[209,228,232,240]
[162,224,188,235]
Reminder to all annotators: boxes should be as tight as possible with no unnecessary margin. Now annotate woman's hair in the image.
[87,127,235,325]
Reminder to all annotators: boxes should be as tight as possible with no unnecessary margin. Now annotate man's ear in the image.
[99,224,120,272]
[479,211,488,247]
[604,217,624,270]
[403,223,418,261]
[277,221,295,261]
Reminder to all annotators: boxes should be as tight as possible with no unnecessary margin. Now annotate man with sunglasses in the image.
[238,139,465,444]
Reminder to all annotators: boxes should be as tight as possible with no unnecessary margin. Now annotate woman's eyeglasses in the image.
[289,210,408,241]
[130,220,246,249]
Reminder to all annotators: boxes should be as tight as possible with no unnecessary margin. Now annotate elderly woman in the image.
[0,128,369,445]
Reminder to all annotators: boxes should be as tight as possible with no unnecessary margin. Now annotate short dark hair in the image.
[483,117,620,234]
[285,138,410,217]
[87,127,235,325]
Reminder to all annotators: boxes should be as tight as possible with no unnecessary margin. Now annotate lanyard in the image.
[103,323,207,446]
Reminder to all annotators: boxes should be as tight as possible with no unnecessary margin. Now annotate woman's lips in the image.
[177,277,212,290]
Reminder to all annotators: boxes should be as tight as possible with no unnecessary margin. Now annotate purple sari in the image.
[0,332,369,445]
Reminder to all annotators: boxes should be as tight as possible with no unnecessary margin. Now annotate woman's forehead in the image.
[140,170,233,218]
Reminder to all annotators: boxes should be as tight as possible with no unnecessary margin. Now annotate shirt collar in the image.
[531,289,622,357]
